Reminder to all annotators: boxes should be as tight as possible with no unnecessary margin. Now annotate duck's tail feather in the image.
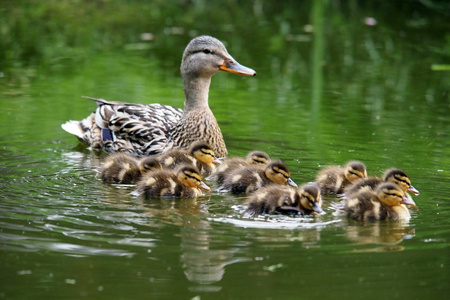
[61,120,84,139]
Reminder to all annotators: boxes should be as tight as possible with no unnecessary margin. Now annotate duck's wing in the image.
[62,97,183,155]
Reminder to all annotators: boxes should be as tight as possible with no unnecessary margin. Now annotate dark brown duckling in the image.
[244,183,323,217]
[315,161,367,195]
[135,164,210,198]
[343,168,419,198]
[338,182,416,221]
[139,156,163,174]
[98,153,163,184]
[217,160,297,195]
[208,150,271,183]
[98,153,141,184]
[156,141,220,176]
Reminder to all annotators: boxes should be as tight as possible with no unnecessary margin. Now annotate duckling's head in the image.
[265,160,297,187]
[139,157,163,173]
[375,182,416,207]
[297,183,323,214]
[246,150,271,166]
[189,141,221,165]
[383,168,419,195]
[181,35,256,80]
[176,164,211,191]
[344,161,368,183]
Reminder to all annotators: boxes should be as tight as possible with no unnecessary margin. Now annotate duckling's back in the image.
[98,153,141,184]
[315,166,345,194]
[220,166,267,195]
[136,170,178,198]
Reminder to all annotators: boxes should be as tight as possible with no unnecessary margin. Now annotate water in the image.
[1,2,449,299]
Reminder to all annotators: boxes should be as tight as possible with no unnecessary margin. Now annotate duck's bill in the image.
[212,157,222,165]
[313,202,324,214]
[219,57,256,76]
[401,196,416,206]
[408,185,420,195]
[199,181,211,191]
[286,178,298,188]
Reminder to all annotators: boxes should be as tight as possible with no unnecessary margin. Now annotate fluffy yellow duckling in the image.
[135,164,210,198]
[343,168,419,198]
[315,161,367,195]
[208,150,271,183]
[156,141,220,176]
[339,182,416,221]
[244,183,323,217]
[217,160,297,195]
[98,153,163,184]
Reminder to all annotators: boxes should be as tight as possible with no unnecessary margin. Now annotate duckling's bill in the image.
[219,56,256,76]
[199,181,211,191]
[401,196,416,206]
[313,202,324,214]
[287,178,298,188]
[212,157,222,164]
[408,185,420,195]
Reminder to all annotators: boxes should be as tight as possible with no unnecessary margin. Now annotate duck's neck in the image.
[183,76,212,111]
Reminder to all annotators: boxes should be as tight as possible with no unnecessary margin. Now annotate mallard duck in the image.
[61,35,256,157]
[217,160,297,195]
[208,150,271,183]
[315,161,367,195]
[244,183,323,217]
[343,168,419,198]
[337,182,416,221]
[135,164,210,198]
[98,153,163,184]
[155,141,220,176]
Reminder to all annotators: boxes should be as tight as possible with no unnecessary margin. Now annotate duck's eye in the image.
[203,49,213,54]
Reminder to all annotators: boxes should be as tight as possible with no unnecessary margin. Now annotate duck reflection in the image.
[343,220,415,252]
[180,218,250,290]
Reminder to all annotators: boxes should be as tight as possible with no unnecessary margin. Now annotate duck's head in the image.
[246,150,271,166]
[376,182,416,207]
[344,161,368,183]
[297,183,323,214]
[139,157,163,173]
[265,160,298,187]
[176,164,211,191]
[383,168,419,195]
[189,141,221,165]
[181,35,256,79]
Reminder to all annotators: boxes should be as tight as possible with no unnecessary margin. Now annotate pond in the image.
[1,1,449,299]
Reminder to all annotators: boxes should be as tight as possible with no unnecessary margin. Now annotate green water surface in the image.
[1,1,449,299]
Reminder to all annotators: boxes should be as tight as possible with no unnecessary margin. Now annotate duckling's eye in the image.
[201,150,214,157]
[203,49,214,54]
[349,171,361,177]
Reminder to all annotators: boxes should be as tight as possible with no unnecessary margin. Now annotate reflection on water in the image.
[342,220,415,252]
[180,219,250,291]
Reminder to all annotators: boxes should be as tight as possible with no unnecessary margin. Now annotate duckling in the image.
[139,156,163,174]
[61,35,256,157]
[338,182,416,221]
[244,183,323,217]
[135,164,210,198]
[217,160,297,195]
[209,150,271,183]
[315,161,367,195]
[343,168,419,198]
[98,153,141,184]
[156,141,220,176]
[98,153,163,184]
